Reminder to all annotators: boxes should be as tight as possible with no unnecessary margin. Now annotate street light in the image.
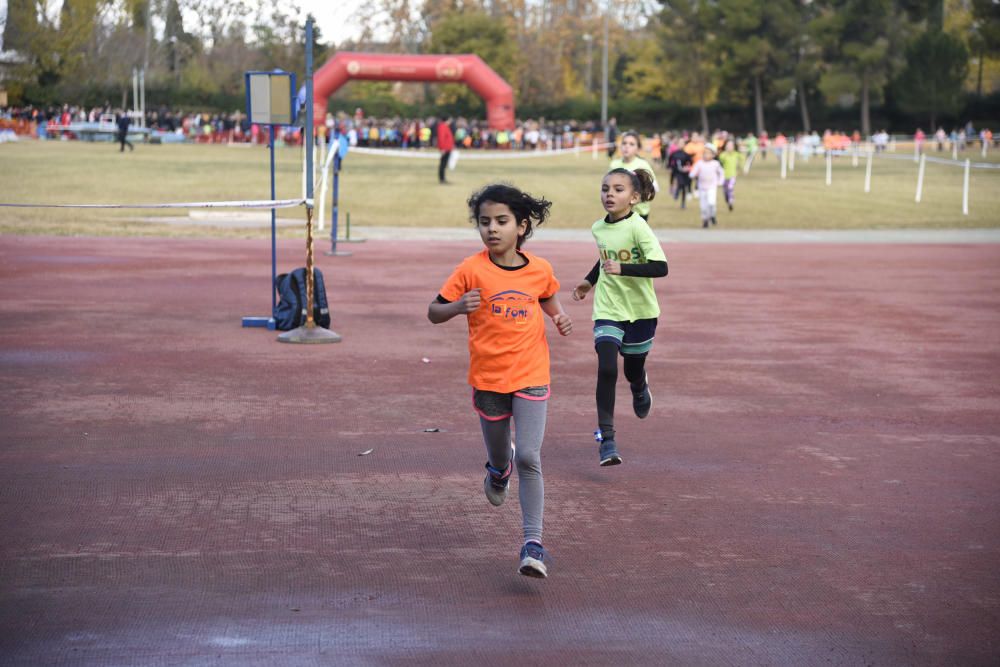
[582,34,593,95]
[601,5,608,134]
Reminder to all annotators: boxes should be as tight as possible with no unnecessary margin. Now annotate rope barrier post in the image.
[864,149,873,193]
[915,153,926,203]
[780,145,787,180]
[825,150,832,186]
[962,159,970,216]
[788,142,795,171]
[278,19,341,345]
[324,152,352,256]
[592,138,598,160]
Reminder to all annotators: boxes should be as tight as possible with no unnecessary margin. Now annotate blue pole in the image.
[331,153,340,253]
[305,21,314,203]
[270,124,277,316]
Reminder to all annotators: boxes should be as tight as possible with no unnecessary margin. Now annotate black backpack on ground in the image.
[273,267,331,331]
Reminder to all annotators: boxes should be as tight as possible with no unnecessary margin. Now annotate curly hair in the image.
[467,183,553,248]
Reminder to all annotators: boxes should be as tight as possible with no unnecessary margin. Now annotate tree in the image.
[2,0,39,52]
[715,0,798,135]
[657,0,720,134]
[969,0,1000,96]
[815,0,911,136]
[427,10,521,113]
[893,29,968,128]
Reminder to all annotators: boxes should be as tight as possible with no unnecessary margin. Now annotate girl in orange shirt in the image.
[428,183,572,578]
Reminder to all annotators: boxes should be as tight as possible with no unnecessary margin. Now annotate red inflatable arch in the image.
[313,52,515,130]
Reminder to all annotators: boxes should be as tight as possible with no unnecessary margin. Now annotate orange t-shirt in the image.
[438,249,560,393]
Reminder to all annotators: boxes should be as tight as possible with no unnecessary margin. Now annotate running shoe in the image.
[518,541,548,578]
[599,438,622,466]
[483,460,512,507]
[631,373,652,419]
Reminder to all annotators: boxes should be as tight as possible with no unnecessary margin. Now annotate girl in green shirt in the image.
[573,168,668,466]
[609,131,659,221]
[718,139,745,211]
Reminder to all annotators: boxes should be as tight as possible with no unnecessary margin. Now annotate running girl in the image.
[717,139,745,211]
[573,168,668,466]
[689,143,725,227]
[609,130,659,221]
[428,183,572,578]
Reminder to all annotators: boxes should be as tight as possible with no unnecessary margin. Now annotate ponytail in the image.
[632,168,656,203]
[607,167,656,203]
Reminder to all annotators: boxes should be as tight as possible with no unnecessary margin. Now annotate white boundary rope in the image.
[838,150,1000,170]
[348,143,613,160]
[0,198,307,209]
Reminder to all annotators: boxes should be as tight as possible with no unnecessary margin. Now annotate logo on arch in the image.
[436,58,463,81]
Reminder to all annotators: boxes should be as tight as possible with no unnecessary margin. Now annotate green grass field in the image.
[1,140,998,238]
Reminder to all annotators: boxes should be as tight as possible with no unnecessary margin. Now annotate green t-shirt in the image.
[608,156,658,217]
[718,150,744,178]
[591,212,666,322]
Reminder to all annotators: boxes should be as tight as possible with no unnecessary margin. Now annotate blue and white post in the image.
[325,137,352,257]
[242,68,297,330]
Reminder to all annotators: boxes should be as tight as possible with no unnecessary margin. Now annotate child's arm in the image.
[540,294,573,336]
[572,260,601,301]
[427,288,481,324]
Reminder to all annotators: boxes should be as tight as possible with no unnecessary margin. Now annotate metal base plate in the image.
[276,324,342,344]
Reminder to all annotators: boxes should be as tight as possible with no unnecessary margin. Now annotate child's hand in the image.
[602,259,622,275]
[457,288,481,314]
[572,281,592,301]
[551,313,573,336]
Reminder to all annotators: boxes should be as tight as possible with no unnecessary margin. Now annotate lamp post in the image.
[583,34,593,95]
[601,5,608,133]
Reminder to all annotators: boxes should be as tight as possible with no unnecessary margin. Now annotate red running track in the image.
[1,235,998,665]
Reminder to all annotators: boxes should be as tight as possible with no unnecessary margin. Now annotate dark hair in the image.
[620,130,642,145]
[467,183,552,248]
[605,167,656,203]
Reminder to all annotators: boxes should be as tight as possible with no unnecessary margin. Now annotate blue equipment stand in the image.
[241,123,279,329]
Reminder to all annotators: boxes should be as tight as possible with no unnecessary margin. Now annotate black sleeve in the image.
[435,294,450,304]
[584,260,601,285]
[619,260,668,278]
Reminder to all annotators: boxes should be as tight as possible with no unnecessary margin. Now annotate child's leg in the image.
[479,416,513,472]
[511,395,547,544]
[623,352,648,390]
[699,191,711,223]
[596,340,619,437]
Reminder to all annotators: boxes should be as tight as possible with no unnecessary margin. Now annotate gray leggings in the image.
[479,397,547,544]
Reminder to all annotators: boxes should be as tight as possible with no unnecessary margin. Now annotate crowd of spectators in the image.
[1,102,994,156]
[0,103,606,149]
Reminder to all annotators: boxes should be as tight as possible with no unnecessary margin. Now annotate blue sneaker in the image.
[599,438,622,466]
[483,459,512,507]
[631,373,652,419]
[518,541,548,578]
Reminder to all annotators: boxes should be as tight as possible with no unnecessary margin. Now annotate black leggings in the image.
[439,151,451,182]
[596,341,647,437]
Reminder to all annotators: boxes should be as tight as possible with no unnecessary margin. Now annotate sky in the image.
[297,0,366,46]
[0,1,367,51]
